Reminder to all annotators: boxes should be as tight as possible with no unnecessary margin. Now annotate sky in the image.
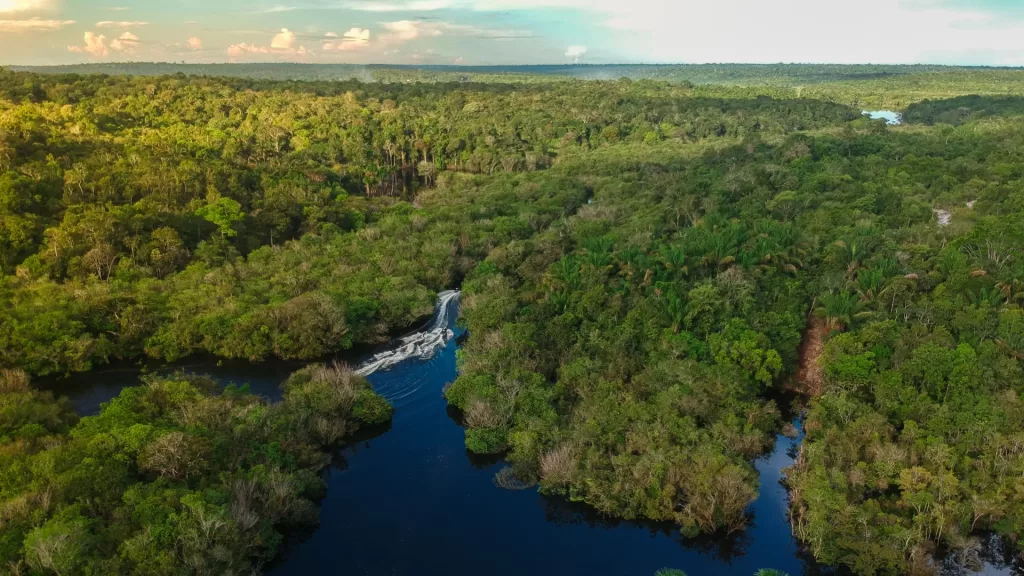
[2,0,1024,66]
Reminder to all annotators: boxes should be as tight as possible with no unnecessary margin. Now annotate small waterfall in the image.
[862,110,903,125]
[355,290,462,377]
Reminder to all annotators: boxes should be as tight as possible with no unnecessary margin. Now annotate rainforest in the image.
[1,64,1024,575]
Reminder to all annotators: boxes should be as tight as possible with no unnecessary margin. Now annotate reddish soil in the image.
[794,315,829,397]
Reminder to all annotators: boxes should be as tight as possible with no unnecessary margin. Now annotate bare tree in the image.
[139,432,210,481]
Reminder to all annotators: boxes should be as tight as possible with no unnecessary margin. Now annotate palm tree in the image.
[583,236,614,256]
[856,268,886,304]
[664,290,686,334]
[995,276,1024,303]
[968,286,1004,308]
[815,291,863,331]
[583,250,612,272]
[754,570,791,576]
[615,245,643,281]
[659,243,689,280]
[833,238,866,278]
[547,256,581,292]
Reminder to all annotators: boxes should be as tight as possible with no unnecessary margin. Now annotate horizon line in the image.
[5,61,1024,70]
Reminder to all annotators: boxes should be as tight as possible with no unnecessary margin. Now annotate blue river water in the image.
[267,313,825,576]
[41,303,1020,576]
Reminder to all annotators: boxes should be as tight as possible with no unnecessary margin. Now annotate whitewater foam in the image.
[355,290,461,377]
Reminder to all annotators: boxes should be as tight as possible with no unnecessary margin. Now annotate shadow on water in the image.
[35,356,306,416]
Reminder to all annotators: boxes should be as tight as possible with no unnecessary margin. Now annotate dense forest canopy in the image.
[7,62,1017,85]
[10,62,1024,107]
[1,64,1024,574]
[0,68,857,375]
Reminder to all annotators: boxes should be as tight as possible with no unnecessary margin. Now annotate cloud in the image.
[323,27,371,50]
[379,19,525,44]
[466,0,1024,65]
[227,42,270,57]
[381,20,436,41]
[0,0,51,14]
[228,28,309,60]
[345,1,453,12]
[109,31,139,52]
[270,27,296,49]
[0,17,73,31]
[68,30,141,57]
[187,36,202,50]
[96,20,148,28]
[346,27,371,42]
[261,5,298,13]
[565,45,586,62]
[68,32,109,57]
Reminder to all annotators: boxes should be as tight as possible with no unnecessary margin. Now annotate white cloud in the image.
[565,45,586,62]
[227,42,270,57]
[464,0,1024,65]
[96,20,148,28]
[0,17,73,31]
[109,31,139,52]
[187,36,202,50]
[346,1,453,12]
[68,29,141,57]
[379,19,524,44]
[381,20,438,41]
[0,0,51,13]
[323,27,371,50]
[68,32,109,57]
[228,28,310,60]
[270,27,296,49]
[346,27,371,42]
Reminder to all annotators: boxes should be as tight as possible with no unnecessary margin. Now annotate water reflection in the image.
[33,305,1020,576]
[268,308,824,576]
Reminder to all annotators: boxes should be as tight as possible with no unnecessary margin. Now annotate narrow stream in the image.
[38,296,1021,575]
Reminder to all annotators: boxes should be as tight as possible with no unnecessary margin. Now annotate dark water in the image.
[39,306,1021,576]
[270,330,822,576]
[38,357,303,416]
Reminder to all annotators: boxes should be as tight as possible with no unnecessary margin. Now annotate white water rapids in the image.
[862,110,903,125]
[355,290,462,377]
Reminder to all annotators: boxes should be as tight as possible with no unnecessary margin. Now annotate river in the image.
[39,297,1020,576]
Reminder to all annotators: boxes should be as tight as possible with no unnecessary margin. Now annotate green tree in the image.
[196,197,244,239]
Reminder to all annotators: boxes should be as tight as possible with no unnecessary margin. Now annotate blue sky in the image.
[2,0,1024,66]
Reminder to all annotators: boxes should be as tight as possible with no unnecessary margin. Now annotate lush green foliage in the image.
[3,64,1024,574]
[448,97,1024,569]
[447,140,810,534]
[0,69,857,375]
[0,364,389,574]
[905,95,1024,126]
[781,122,1024,573]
